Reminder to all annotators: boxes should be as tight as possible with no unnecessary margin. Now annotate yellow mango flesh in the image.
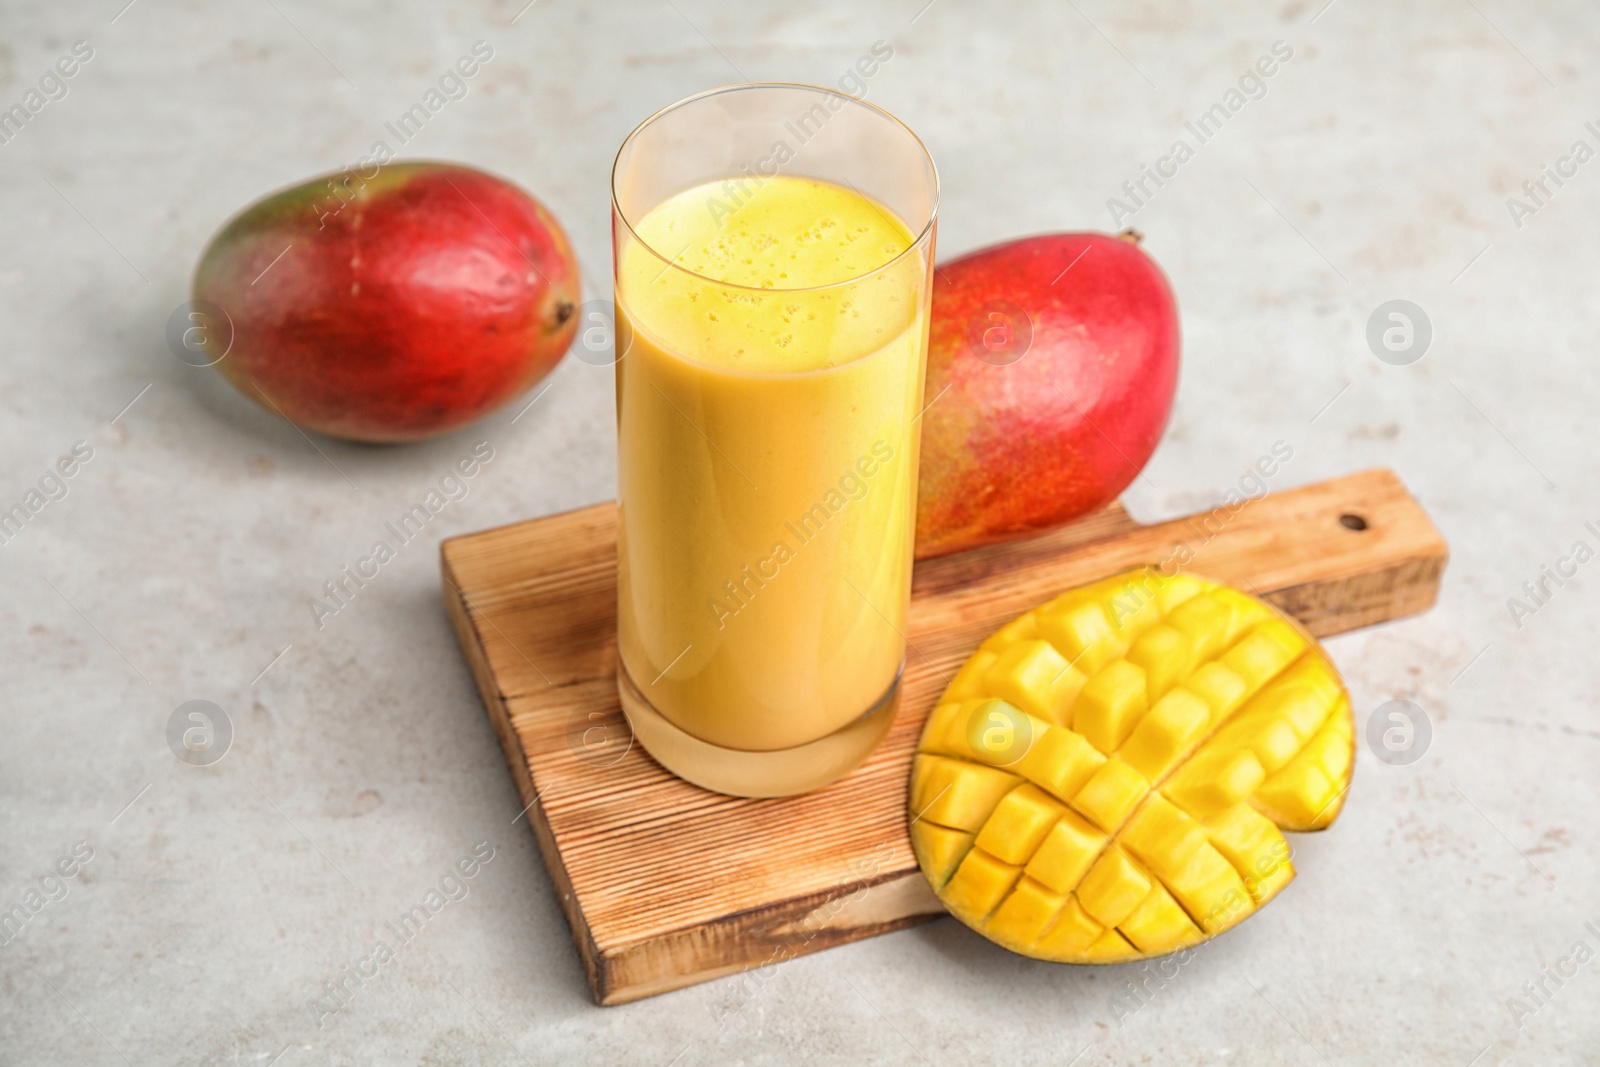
[908,566,1354,963]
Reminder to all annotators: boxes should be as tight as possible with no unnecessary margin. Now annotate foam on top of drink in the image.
[619,175,922,373]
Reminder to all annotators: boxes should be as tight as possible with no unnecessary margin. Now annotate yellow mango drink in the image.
[610,85,938,796]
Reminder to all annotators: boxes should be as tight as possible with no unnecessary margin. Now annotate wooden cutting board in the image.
[440,468,1447,1005]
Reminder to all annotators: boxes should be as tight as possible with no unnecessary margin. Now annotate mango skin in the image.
[193,162,579,443]
[914,233,1179,559]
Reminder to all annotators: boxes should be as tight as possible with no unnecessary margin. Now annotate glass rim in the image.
[610,81,939,296]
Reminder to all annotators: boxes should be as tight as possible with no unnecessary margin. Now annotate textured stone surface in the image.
[0,1,1595,1063]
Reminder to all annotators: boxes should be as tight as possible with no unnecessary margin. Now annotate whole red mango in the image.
[193,162,579,443]
[915,232,1179,558]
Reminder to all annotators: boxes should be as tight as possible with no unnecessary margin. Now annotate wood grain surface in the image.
[440,468,1447,1005]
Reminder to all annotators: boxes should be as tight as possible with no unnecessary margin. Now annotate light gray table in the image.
[2,1,1594,1063]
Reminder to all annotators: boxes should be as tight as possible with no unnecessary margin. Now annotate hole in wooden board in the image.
[1339,513,1368,531]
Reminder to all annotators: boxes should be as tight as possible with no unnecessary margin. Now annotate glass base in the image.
[616,663,901,798]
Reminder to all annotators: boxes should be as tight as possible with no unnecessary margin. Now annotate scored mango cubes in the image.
[908,566,1354,963]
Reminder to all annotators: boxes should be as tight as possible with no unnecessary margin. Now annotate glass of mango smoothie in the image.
[611,83,938,797]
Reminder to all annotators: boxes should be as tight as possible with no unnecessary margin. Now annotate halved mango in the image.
[908,566,1354,963]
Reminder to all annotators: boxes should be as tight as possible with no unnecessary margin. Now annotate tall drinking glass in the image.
[611,83,938,797]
